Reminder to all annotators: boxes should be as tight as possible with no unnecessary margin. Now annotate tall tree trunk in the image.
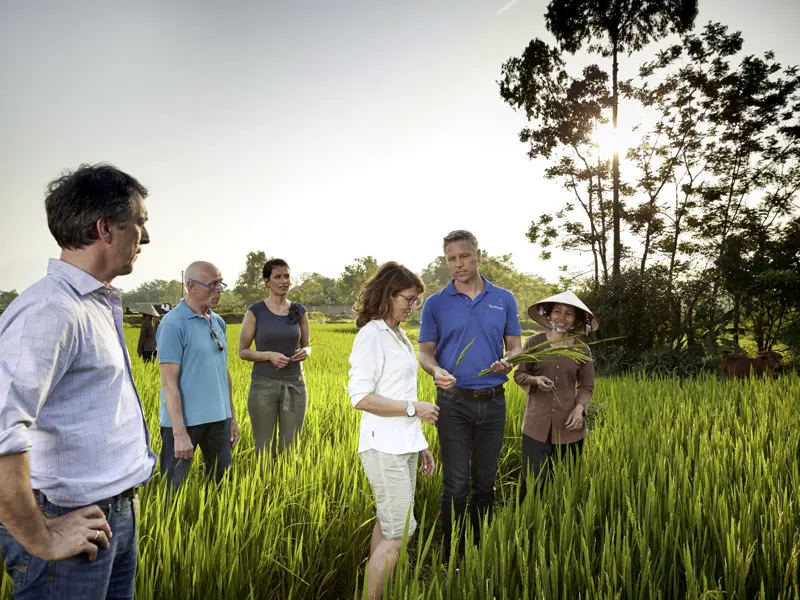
[732,295,741,348]
[667,204,682,291]
[588,181,600,289]
[640,220,652,276]
[612,42,621,280]
[670,296,683,349]
[597,151,609,283]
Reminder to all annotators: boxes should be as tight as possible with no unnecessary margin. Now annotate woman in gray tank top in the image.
[238,258,311,458]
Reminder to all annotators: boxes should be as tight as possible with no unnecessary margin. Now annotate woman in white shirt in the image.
[347,261,439,600]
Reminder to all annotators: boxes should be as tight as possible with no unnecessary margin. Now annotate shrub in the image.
[217,313,245,325]
[307,311,326,323]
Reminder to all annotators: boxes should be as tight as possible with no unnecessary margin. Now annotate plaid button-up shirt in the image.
[0,259,156,507]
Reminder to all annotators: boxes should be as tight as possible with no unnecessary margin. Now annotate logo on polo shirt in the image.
[488,304,504,311]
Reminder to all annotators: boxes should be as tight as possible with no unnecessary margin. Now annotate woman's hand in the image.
[419,449,436,476]
[565,405,585,431]
[414,401,440,425]
[268,352,290,369]
[533,376,555,391]
[290,347,311,362]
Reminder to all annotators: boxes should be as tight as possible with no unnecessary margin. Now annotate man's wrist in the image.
[27,530,53,559]
[23,516,54,559]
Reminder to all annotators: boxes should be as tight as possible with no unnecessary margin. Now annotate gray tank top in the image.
[248,301,307,381]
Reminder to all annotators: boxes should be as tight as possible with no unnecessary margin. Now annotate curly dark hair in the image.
[45,163,148,250]
[287,302,303,325]
[353,262,424,328]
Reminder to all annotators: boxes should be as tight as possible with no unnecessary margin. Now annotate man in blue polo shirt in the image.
[157,261,240,493]
[418,230,522,562]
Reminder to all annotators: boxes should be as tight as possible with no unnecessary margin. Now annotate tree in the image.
[719,214,800,352]
[289,273,337,306]
[334,257,379,305]
[544,0,698,279]
[0,290,18,311]
[214,290,247,313]
[160,280,183,306]
[234,251,268,306]
[500,45,614,287]
[420,257,451,290]
[121,280,182,306]
[630,23,800,351]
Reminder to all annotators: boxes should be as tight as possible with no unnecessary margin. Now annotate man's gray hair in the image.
[443,230,479,253]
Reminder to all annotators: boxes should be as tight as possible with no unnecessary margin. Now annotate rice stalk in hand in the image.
[475,340,591,377]
[472,334,623,377]
[454,338,475,372]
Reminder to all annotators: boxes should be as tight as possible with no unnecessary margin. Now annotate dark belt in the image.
[440,384,504,402]
[33,487,137,503]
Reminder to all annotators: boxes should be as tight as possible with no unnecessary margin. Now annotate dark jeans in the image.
[139,350,157,363]
[160,419,232,492]
[0,490,138,599]
[521,429,584,498]
[436,388,506,561]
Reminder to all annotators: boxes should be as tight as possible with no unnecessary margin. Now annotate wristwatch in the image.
[406,400,416,417]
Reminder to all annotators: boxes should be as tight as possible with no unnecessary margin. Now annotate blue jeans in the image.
[0,490,138,600]
[436,388,506,560]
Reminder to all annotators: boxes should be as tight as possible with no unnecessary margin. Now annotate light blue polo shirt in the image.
[419,277,521,390]
[156,300,232,428]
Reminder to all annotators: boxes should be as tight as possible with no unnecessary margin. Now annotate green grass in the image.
[2,324,799,599]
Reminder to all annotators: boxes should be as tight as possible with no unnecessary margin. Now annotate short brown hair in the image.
[443,230,478,253]
[353,262,424,328]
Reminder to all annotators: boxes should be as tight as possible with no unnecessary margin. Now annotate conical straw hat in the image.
[527,291,599,333]
[140,305,160,317]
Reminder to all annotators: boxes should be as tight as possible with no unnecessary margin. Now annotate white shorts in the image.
[360,449,419,540]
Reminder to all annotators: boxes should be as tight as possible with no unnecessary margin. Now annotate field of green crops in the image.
[2,323,800,599]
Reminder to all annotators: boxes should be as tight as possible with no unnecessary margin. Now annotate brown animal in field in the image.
[721,351,783,379]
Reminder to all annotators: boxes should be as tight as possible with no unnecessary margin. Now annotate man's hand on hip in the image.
[34,505,112,562]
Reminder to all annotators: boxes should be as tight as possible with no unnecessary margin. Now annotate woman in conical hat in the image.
[513,291,597,496]
[137,305,160,363]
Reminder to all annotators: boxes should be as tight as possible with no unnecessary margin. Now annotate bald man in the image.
[156,261,240,493]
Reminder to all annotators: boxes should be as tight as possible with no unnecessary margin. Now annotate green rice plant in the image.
[454,338,474,371]
[0,325,797,599]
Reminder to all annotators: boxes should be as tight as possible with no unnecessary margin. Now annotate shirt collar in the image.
[176,300,215,320]
[374,319,407,336]
[47,258,116,297]
[445,275,493,296]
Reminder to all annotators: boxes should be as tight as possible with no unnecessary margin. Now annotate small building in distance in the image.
[125,302,173,316]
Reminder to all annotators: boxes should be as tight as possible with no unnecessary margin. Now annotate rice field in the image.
[2,323,800,599]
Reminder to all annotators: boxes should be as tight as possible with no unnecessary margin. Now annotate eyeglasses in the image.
[395,293,420,308]
[209,325,224,352]
[189,279,228,292]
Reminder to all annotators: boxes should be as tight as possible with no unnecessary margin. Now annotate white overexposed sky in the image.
[1,0,797,292]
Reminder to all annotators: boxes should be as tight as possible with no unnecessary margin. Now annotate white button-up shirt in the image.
[347,319,428,455]
[0,259,156,507]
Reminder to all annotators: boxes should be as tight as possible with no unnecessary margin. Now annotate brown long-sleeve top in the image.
[137,316,159,354]
[513,333,595,444]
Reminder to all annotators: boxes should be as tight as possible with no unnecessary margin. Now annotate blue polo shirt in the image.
[419,277,521,390]
[156,300,232,428]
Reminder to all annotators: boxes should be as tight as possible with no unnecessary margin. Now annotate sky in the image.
[1,0,798,293]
